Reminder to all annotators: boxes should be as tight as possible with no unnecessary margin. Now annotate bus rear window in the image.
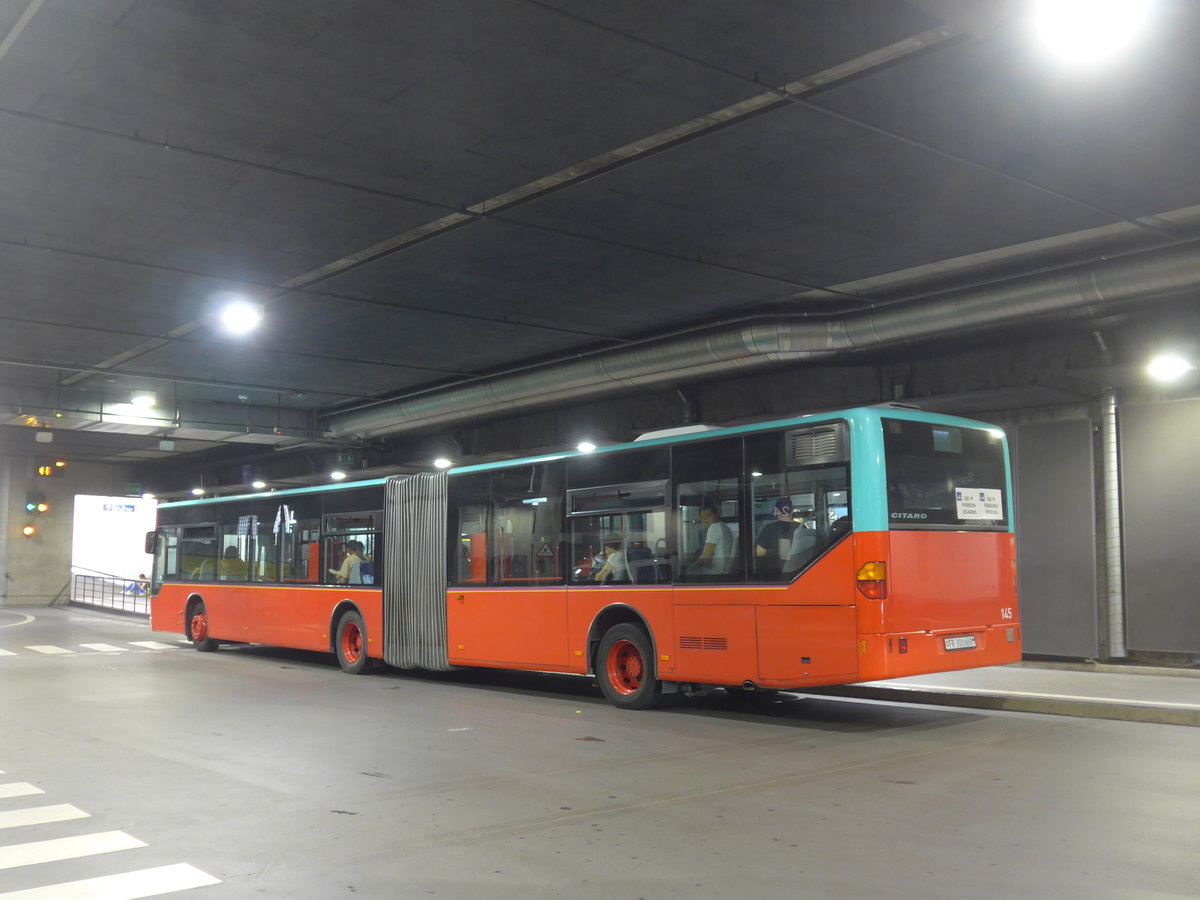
[883,419,1008,530]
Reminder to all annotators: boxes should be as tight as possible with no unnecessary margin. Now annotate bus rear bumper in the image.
[864,624,1023,681]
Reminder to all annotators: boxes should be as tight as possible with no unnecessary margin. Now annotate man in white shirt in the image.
[691,503,734,574]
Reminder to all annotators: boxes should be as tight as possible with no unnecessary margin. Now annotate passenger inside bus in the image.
[195,545,248,581]
[330,539,368,585]
[754,498,803,577]
[687,503,735,575]
[592,536,630,583]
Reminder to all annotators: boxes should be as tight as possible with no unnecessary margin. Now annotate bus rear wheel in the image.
[188,601,218,652]
[335,610,372,675]
[597,623,662,710]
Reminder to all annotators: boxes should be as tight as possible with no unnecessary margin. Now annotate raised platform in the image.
[807,660,1200,727]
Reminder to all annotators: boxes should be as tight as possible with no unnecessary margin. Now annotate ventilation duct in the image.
[325,241,1200,441]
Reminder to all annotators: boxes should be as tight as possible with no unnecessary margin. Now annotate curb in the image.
[805,684,1200,727]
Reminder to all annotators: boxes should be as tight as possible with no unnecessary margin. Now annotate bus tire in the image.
[597,623,662,710]
[335,609,372,675]
[188,601,218,652]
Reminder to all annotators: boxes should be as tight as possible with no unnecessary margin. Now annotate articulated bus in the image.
[147,406,1021,709]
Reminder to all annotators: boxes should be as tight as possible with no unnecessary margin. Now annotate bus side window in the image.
[673,438,744,583]
[746,430,851,583]
[448,471,490,587]
[490,464,564,586]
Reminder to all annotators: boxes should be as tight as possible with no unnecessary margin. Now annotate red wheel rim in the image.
[341,621,363,664]
[605,639,644,696]
[191,612,208,642]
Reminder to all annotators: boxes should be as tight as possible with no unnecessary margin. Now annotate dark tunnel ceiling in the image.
[1,0,1198,469]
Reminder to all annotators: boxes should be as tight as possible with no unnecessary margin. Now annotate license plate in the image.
[943,634,977,651]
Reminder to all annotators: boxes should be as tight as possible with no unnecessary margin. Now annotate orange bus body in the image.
[447,528,1018,690]
[154,529,1017,690]
[151,583,384,660]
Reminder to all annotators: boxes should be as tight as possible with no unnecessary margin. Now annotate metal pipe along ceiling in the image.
[324,241,1200,440]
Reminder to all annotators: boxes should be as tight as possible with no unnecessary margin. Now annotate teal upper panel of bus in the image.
[158,405,1013,531]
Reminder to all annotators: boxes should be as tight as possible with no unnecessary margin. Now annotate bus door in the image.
[447,466,570,669]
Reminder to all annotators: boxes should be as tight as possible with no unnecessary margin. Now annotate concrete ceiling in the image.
[1,0,1199,471]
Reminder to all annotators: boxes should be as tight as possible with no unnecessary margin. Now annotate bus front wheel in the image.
[597,623,662,710]
[188,601,218,652]
[335,610,372,675]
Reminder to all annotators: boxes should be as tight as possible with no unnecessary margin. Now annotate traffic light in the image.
[35,460,66,477]
[25,491,47,514]
[21,524,36,537]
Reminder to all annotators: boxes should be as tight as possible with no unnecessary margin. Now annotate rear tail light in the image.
[855,561,887,599]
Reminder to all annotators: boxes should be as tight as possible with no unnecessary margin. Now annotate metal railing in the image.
[70,571,149,617]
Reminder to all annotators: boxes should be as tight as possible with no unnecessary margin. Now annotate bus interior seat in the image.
[626,546,652,582]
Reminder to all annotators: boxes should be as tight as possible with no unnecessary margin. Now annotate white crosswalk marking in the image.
[0,805,88,830]
[23,646,71,655]
[0,862,221,898]
[79,643,125,652]
[0,784,43,800]
[127,641,180,651]
[0,830,145,870]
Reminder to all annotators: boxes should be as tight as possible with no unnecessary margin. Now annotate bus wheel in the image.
[335,610,372,675]
[188,602,218,652]
[597,623,662,710]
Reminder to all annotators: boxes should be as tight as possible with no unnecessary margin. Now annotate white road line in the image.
[23,646,72,656]
[0,805,88,830]
[79,643,125,653]
[0,650,16,657]
[0,830,145,870]
[0,862,220,898]
[127,641,180,651]
[0,784,43,800]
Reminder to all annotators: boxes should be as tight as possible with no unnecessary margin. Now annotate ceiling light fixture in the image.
[1147,354,1195,383]
[576,441,597,453]
[433,457,453,469]
[219,298,265,336]
[1030,0,1151,67]
[330,470,347,481]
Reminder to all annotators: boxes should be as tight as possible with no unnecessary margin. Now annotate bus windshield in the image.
[883,418,1008,530]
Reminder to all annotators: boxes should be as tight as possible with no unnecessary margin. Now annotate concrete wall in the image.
[1120,398,1200,655]
[1,454,133,607]
[1011,419,1099,658]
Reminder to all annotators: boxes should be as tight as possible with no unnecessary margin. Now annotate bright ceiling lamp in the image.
[1031,0,1152,66]
[576,441,597,453]
[1147,354,1194,383]
[219,298,264,335]
[433,457,453,469]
